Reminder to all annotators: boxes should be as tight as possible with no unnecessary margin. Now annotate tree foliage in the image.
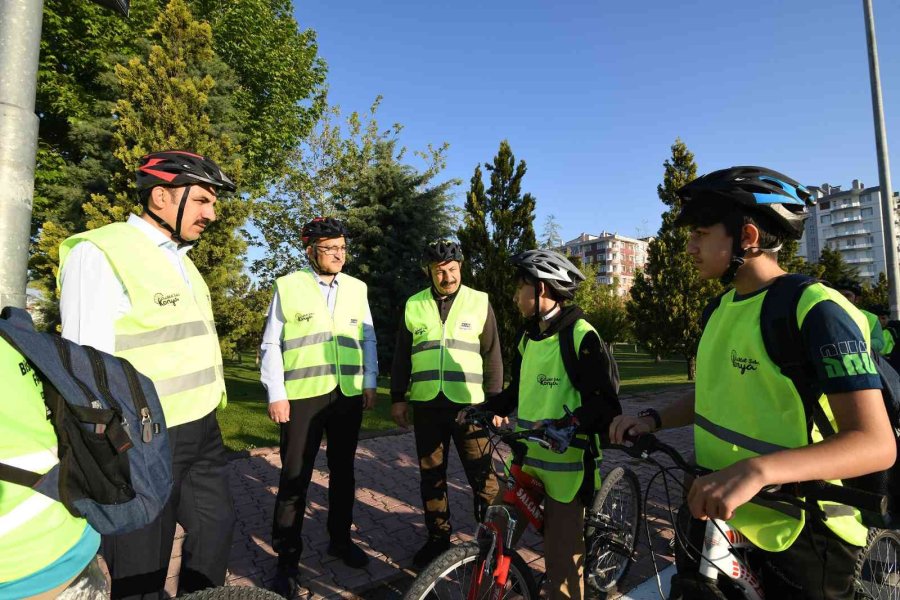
[626,139,721,379]
[251,99,458,370]
[458,140,537,367]
[816,246,861,287]
[861,271,889,313]
[33,0,326,352]
[540,214,563,249]
[573,262,630,345]
[778,238,824,278]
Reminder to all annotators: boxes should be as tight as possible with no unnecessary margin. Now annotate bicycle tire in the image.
[855,528,900,600]
[403,540,538,600]
[177,586,287,600]
[584,466,641,595]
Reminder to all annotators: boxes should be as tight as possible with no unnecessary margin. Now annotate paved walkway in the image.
[164,386,694,598]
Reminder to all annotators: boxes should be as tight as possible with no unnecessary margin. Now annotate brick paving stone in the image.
[148,386,694,599]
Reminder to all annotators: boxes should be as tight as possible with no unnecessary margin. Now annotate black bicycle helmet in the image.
[301,217,349,245]
[675,166,813,240]
[136,150,235,244]
[136,150,236,193]
[511,249,585,300]
[424,239,464,264]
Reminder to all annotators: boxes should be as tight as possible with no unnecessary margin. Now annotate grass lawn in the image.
[217,349,692,452]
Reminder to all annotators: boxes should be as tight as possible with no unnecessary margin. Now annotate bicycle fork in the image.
[699,519,765,600]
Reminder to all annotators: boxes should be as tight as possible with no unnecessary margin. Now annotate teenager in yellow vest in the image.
[609,166,895,600]
[390,240,502,568]
[477,249,621,600]
[261,217,378,598]
[0,338,108,599]
[58,150,235,599]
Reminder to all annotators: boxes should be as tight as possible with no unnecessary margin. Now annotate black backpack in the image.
[702,274,900,522]
[0,307,173,535]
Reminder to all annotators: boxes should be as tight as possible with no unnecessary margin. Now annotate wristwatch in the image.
[638,408,662,432]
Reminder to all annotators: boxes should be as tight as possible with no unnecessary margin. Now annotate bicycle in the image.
[403,410,640,600]
[604,433,893,600]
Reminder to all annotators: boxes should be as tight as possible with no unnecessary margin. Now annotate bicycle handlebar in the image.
[605,433,890,528]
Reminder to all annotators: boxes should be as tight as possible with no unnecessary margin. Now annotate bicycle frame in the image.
[699,519,764,600]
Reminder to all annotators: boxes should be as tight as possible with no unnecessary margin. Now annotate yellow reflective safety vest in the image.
[516,319,601,503]
[405,285,488,404]
[58,223,226,427]
[695,283,871,551]
[0,338,91,582]
[276,270,367,399]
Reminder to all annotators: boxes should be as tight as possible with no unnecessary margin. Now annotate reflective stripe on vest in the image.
[0,339,89,581]
[695,284,870,550]
[404,285,488,404]
[58,223,226,427]
[277,271,367,399]
[515,319,601,503]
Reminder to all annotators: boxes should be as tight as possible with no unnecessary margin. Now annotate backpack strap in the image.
[759,274,835,438]
[559,323,583,394]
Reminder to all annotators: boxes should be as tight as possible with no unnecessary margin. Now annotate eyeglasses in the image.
[316,245,348,256]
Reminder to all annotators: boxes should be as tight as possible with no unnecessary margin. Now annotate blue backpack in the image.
[0,307,173,535]
[702,274,900,524]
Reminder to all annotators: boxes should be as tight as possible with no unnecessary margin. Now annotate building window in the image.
[821,215,831,224]
[861,207,874,217]
[820,201,830,210]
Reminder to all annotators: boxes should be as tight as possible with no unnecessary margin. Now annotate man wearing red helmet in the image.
[260,217,378,596]
[57,150,236,599]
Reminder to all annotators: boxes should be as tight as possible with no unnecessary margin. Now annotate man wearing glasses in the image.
[260,217,378,597]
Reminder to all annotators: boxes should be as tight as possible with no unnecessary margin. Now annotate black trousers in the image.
[412,403,499,538]
[271,390,363,563]
[102,410,235,600]
[673,505,861,600]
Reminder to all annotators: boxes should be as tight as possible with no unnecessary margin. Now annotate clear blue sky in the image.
[292,0,900,243]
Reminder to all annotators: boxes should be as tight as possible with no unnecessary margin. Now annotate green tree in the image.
[778,238,824,278]
[817,246,860,287]
[458,140,538,367]
[540,214,563,249]
[574,262,630,346]
[861,271,889,312]
[626,139,721,379]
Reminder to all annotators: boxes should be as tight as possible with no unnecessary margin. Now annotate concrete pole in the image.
[863,0,899,319]
[0,0,44,309]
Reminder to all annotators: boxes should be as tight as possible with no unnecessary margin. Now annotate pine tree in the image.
[817,246,861,287]
[540,214,563,249]
[778,238,824,278]
[458,140,537,366]
[627,139,721,379]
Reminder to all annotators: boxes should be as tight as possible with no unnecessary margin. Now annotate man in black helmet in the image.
[391,239,502,568]
[609,166,895,600]
[260,217,378,596]
[57,150,236,598]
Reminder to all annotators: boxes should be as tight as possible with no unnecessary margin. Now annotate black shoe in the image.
[413,537,452,568]
[327,539,370,568]
[271,566,301,599]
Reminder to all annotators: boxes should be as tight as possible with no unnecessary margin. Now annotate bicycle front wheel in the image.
[856,528,900,600]
[584,466,641,594]
[403,541,538,600]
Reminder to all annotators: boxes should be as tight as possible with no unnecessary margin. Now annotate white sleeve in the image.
[259,289,288,403]
[59,242,125,353]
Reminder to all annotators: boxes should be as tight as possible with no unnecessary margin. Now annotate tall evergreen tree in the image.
[779,238,825,278]
[458,140,537,366]
[540,214,563,249]
[627,139,721,379]
[817,246,861,287]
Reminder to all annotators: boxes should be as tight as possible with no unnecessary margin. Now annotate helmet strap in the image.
[719,233,747,285]
[145,186,190,245]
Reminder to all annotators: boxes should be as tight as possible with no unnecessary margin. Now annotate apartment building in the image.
[799,179,900,284]
[559,232,652,295]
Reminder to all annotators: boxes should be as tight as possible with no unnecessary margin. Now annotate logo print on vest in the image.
[459,321,472,331]
[730,350,759,374]
[538,375,560,387]
[349,318,359,326]
[154,292,180,307]
[295,312,314,323]
[414,326,427,336]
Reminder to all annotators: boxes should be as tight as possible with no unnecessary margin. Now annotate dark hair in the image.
[682,200,788,251]
[515,270,567,302]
